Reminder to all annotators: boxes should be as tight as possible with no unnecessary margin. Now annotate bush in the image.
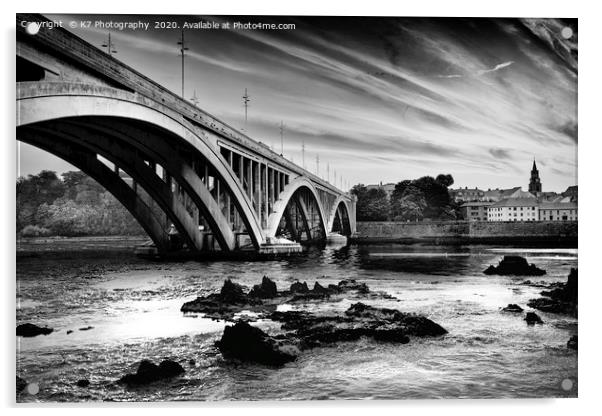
[20,225,51,237]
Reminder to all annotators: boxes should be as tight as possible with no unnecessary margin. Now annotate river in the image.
[16,240,578,401]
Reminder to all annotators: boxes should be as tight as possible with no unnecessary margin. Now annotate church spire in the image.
[529,159,542,194]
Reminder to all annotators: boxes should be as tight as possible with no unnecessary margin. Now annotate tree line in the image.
[17,170,144,237]
[350,174,459,222]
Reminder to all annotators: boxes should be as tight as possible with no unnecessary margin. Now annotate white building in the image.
[488,197,539,222]
[538,201,578,221]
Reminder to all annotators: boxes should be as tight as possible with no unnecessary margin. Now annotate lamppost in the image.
[177,29,189,98]
[102,32,117,55]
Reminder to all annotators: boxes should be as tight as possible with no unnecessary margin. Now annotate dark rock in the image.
[219,279,247,303]
[16,323,53,337]
[338,279,370,293]
[16,376,27,393]
[502,304,524,313]
[290,281,310,293]
[527,268,577,316]
[216,321,297,366]
[188,359,196,366]
[312,281,329,294]
[525,312,543,325]
[248,276,278,298]
[267,302,445,350]
[66,330,73,335]
[567,335,578,350]
[484,256,546,276]
[76,379,90,388]
[79,326,94,331]
[118,359,185,386]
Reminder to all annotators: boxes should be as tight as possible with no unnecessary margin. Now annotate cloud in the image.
[477,61,514,76]
[489,148,513,159]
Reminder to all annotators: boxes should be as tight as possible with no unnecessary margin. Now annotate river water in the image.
[16,241,578,401]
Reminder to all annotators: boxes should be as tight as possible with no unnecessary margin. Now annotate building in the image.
[450,187,485,202]
[538,201,578,221]
[366,182,395,196]
[488,197,539,222]
[460,201,493,221]
[562,185,578,202]
[528,159,542,193]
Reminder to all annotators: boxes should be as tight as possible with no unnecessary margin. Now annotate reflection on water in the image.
[16,243,577,401]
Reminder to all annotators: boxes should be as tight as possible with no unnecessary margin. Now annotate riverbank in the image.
[352,221,577,246]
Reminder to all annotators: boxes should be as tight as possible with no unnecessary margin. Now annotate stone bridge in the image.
[16,14,356,255]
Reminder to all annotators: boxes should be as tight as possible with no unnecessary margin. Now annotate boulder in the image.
[338,279,370,293]
[118,359,185,386]
[567,335,578,350]
[76,379,90,388]
[312,281,330,294]
[290,281,310,293]
[502,304,524,313]
[525,312,543,325]
[16,376,27,393]
[219,279,247,303]
[16,323,53,337]
[484,256,546,276]
[216,321,297,366]
[268,302,445,350]
[527,268,578,316]
[248,276,278,298]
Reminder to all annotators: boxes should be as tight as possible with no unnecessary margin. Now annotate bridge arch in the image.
[17,82,265,251]
[265,176,328,242]
[328,196,353,236]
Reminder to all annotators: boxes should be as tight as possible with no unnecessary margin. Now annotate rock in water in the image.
[567,335,578,350]
[76,379,90,388]
[219,279,247,303]
[483,256,546,276]
[502,304,524,313]
[525,312,543,325]
[527,268,578,316]
[16,376,27,393]
[312,282,329,294]
[290,281,310,293]
[118,359,185,386]
[216,321,297,366]
[248,276,278,298]
[16,323,53,337]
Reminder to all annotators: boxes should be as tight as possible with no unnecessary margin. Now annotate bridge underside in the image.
[17,113,354,256]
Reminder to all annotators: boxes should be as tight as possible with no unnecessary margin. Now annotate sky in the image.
[19,15,577,192]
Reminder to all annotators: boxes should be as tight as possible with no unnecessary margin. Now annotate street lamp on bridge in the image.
[177,29,189,98]
[101,32,117,56]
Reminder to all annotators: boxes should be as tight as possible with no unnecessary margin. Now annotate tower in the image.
[529,159,542,194]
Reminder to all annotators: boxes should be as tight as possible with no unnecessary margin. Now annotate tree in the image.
[389,174,456,221]
[351,184,390,221]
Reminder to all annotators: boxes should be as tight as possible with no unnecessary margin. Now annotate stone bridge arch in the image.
[265,176,328,243]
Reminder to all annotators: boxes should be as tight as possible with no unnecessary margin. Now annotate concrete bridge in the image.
[16,14,356,256]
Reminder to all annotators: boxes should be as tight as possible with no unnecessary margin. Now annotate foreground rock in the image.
[525,312,543,325]
[118,359,185,386]
[216,303,447,365]
[16,323,53,337]
[216,321,298,366]
[484,256,546,276]
[268,303,445,352]
[527,268,578,316]
[502,304,524,313]
[181,277,397,320]
[567,335,578,350]
[248,276,278,298]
